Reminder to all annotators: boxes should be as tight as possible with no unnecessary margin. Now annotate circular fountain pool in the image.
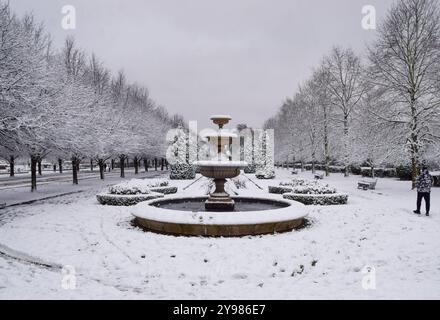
[132,195,308,237]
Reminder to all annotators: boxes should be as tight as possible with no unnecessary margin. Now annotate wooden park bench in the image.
[314,173,324,180]
[358,178,378,190]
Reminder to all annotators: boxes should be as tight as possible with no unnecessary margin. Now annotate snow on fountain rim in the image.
[194,160,248,167]
[132,194,309,225]
[210,115,232,120]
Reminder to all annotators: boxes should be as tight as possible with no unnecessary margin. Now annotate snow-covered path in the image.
[0,169,439,299]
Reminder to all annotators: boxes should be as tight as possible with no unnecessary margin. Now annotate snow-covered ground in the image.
[0,169,439,299]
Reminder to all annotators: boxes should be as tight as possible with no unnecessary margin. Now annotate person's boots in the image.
[413,210,421,215]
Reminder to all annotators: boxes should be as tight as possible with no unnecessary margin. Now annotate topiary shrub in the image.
[244,164,256,174]
[256,167,275,179]
[283,193,348,205]
[170,163,196,180]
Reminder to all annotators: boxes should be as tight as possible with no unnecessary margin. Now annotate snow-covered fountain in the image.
[132,115,309,236]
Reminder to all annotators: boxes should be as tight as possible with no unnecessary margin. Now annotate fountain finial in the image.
[210,115,232,129]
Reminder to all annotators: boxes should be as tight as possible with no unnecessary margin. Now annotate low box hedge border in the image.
[268,186,293,194]
[149,186,178,195]
[96,192,164,206]
[283,193,348,206]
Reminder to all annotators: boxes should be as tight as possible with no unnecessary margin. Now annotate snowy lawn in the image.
[0,169,439,299]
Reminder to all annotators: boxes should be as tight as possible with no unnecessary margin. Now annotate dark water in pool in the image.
[151,197,289,212]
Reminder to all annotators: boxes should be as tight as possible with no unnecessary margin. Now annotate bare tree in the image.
[324,46,366,177]
[368,0,440,188]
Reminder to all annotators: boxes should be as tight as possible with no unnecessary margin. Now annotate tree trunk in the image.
[410,98,419,189]
[154,158,158,171]
[371,166,375,179]
[98,159,105,180]
[90,159,93,171]
[9,155,14,177]
[165,159,168,170]
[161,158,164,171]
[120,155,126,178]
[111,159,115,170]
[134,157,139,175]
[58,159,63,174]
[72,158,79,185]
[343,115,350,177]
[323,105,330,177]
[31,156,38,192]
[144,158,148,172]
[53,164,56,172]
[37,159,42,176]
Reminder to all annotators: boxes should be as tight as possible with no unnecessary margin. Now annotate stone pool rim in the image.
[131,195,308,236]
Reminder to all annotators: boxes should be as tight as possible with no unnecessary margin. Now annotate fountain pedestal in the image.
[205,178,235,211]
[198,164,243,211]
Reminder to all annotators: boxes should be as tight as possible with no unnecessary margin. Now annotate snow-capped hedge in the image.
[289,184,336,195]
[283,193,348,205]
[268,186,294,194]
[279,178,317,187]
[97,178,176,206]
[108,179,172,195]
[150,186,178,195]
[170,163,196,180]
[97,192,163,206]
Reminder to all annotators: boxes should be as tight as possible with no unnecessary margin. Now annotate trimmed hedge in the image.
[96,192,163,206]
[268,186,293,194]
[150,186,178,195]
[283,193,348,206]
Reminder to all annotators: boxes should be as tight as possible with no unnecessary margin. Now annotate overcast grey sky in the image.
[11,0,394,129]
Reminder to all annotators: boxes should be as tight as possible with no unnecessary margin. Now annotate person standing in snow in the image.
[414,167,434,216]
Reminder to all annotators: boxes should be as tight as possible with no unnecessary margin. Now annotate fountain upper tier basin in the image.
[132,195,309,237]
[194,161,247,179]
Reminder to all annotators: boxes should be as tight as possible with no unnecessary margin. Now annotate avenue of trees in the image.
[0,3,183,190]
[265,0,440,187]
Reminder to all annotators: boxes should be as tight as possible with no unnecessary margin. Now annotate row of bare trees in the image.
[0,3,183,191]
[265,0,440,187]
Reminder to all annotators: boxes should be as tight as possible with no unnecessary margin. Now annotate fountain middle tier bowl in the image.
[132,195,309,237]
[194,161,247,179]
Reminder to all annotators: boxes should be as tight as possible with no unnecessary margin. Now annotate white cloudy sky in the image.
[10,0,394,129]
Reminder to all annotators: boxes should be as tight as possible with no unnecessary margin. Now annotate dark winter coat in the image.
[416,171,433,193]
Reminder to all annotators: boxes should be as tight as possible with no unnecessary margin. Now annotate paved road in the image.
[0,169,167,190]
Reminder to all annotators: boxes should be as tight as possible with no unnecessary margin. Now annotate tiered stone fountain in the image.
[196,115,247,211]
[132,115,308,237]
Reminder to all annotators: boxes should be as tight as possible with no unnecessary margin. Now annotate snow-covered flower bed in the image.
[270,178,347,205]
[97,178,176,206]
[290,184,336,195]
[269,178,319,194]
[96,192,164,206]
[283,192,348,205]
